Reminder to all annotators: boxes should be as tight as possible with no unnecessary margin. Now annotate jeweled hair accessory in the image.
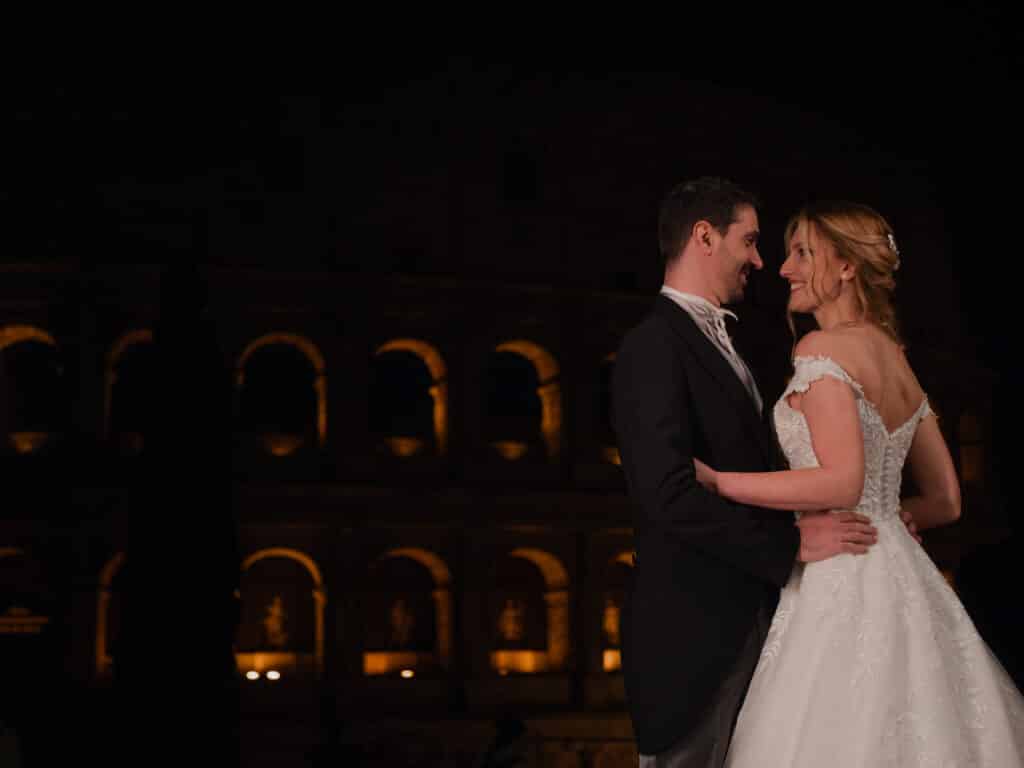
[887,233,901,270]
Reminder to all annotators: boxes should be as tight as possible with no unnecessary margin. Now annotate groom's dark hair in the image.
[658,176,759,267]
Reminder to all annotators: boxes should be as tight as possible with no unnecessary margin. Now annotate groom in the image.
[612,177,886,767]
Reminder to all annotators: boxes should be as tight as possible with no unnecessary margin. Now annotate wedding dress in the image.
[725,355,1024,767]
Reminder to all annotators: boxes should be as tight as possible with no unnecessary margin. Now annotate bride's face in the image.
[781,220,839,313]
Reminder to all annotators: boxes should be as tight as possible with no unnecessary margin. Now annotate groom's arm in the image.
[613,324,799,589]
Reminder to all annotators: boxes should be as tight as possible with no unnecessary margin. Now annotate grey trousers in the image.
[638,604,771,768]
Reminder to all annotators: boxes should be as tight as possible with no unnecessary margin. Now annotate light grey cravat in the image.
[706,310,763,415]
[660,287,764,415]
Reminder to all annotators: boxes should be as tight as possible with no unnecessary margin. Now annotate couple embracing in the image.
[613,177,1024,767]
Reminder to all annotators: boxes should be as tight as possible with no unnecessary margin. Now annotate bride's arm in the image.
[899,415,961,530]
[708,375,865,511]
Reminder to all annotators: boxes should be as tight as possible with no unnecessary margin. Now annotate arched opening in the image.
[237,548,325,681]
[105,330,155,455]
[490,548,569,674]
[372,340,448,458]
[0,326,65,456]
[236,334,326,457]
[363,547,452,677]
[0,548,53,690]
[602,553,633,672]
[484,340,561,462]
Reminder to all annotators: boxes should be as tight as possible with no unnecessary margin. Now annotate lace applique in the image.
[785,354,865,401]
[724,354,1024,767]
[773,355,932,523]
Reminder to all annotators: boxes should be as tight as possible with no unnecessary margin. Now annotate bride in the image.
[694,201,1024,766]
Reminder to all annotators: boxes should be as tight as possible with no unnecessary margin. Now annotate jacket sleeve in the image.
[612,323,799,589]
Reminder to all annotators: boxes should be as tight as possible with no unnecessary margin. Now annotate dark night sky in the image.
[5,10,1022,385]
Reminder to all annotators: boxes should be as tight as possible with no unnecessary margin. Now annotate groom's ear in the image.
[694,220,714,249]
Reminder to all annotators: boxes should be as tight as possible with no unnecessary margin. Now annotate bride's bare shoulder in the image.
[793,330,860,366]
[791,329,876,391]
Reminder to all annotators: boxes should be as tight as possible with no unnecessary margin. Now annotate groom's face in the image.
[716,204,763,304]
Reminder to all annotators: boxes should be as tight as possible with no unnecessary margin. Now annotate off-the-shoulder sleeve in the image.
[920,398,934,421]
[786,355,865,400]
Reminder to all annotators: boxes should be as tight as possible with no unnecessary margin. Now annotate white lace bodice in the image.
[727,353,1024,766]
[773,355,933,522]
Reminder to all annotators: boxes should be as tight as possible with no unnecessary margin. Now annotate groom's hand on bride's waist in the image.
[796,511,879,562]
[899,507,922,544]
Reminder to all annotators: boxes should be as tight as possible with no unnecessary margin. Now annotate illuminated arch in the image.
[494,340,562,458]
[377,340,446,382]
[1,326,60,454]
[509,547,569,590]
[382,547,452,586]
[0,547,50,639]
[95,552,126,677]
[236,333,328,449]
[103,330,154,440]
[0,325,57,351]
[364,547,454,674]
[376,339,449,455]
[240,548,326,676]
[611,550,635,568]
[491,548,570,673]
[241,547,324,587]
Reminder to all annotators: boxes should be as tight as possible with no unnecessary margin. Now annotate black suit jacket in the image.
[612,296,799,754]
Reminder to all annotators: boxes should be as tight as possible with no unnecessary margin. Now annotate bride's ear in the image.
[839,261,856,282]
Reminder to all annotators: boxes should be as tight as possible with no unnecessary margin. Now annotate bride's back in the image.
[815,323,925,433]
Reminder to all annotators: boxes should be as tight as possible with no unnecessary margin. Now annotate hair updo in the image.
[784,200,903,344]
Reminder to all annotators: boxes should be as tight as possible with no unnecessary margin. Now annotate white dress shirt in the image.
[660,285,763,415]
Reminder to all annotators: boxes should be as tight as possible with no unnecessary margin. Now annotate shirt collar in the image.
[660,285,738,324]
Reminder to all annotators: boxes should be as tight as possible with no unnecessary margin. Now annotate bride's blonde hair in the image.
[784,201,904,347]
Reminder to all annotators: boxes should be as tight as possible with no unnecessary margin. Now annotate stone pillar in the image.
[545,589,570,670]
[433,587,452,667]
[538,380,562,459]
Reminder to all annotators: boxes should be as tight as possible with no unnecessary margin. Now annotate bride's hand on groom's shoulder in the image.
[693,458,719,494]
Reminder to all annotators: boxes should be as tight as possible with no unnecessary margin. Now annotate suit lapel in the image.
[655,297,775,468]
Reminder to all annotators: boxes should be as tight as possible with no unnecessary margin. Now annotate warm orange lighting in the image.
[263,433,305,457]
[489,650,548,674]
[0,607,49,635]
[237,333,329,448]
[492,441,529,460]
[602,446,621,466]
[0,324,57,350]
[400,669,415,679]
[385,436,424,458]
[266,670,281,681]
[363,651,430,676]
[377,339,450,455]
[9,432,49,455]
[498,668,509,676]
[603,649,622,672]
[236,651,301,676]
[246,671,260,681]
